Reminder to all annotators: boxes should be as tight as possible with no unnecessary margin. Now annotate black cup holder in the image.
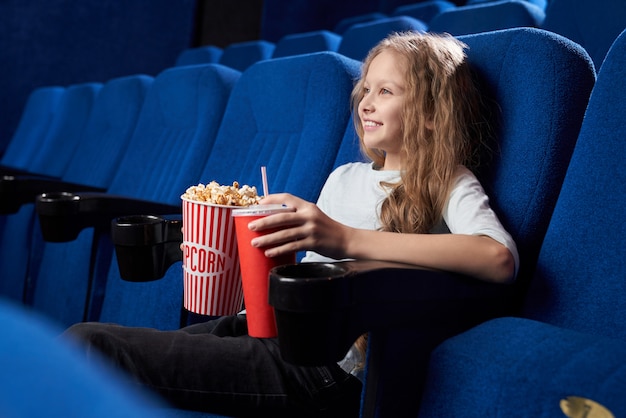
[36,192,82,242]
[269,262,354,365]
[0,175,20,213]
[269,263,352,309]
[112,215,166,246]
[112,215,182,282]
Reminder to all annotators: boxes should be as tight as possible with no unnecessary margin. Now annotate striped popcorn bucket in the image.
[181,197,244,316]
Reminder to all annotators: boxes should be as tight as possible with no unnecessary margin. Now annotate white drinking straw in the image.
[261,166,269,197]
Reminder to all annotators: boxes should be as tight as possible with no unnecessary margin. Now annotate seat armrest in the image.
[269,260,514,365]
[0,174,104,214]
[0,166,60,178]
[111,214,183,282]
[35,192,179,242]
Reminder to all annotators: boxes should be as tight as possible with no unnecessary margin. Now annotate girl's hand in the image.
[247,193,350,259]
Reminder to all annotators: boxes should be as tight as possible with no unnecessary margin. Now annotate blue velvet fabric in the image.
[176,47,224,67]
[26,83,103,178]
[391,1,457,25]
[522,28,626,338]
[421,317,626,417]
[0,297,164,417]
[219,40,276,72]
[199,52,360,203]
[272,30,342,58]
[460,27,594,287]
[333,12,388,34]
[418,28,626,418]
[428,0,546,36]
[542,0,626,69]
[0,0,196,155]
[468,0,548,11]
[20,75,153,325]
[0,83,101,303]
[0,86,66,171]
[63,75,155,189]
[338,16,428,61]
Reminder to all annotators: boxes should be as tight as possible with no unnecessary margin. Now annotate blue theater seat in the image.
[102,51,360,332]
[218,40,275,72]
[0,82,101,302]
[338,16,427,61]
[333,115,366,170]
[428,0,545,36]
[0,86,65,175]
[333,12,388,34]
[268,27,595,418]
[467,0,548,11]
[175,46,223,67]
[272,30,342,58]
[419,28,626,418]
[391,1,456,25]
[0,297,164,417]
[541,0,626,70]
[13,82,102,179]
[28,64,240,328]
[0,75,151,303]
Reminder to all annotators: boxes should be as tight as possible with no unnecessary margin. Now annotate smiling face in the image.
[357,49,408,170]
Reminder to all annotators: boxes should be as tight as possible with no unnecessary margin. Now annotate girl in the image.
[64,32,518,417]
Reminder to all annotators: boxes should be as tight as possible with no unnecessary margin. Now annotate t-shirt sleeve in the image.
[444,167,520,279]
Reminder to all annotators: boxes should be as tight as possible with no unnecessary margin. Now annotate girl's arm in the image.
[247,193,515,284]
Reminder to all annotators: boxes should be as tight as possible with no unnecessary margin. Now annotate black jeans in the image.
[64,315,362,417]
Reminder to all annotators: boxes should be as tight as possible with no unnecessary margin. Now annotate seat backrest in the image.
[333,12,388,34]
[338,16,427,61]
[428,0,546,36]
[106,64,241,204]
[0,298,163,416]
[418,29,626,418]
[463,27,595,290]
[219,40,276,72]
[0,86,65,172]
[541,0,626,70]
[392,1,456,25]
[62,74,154,188]
[27,64,241,328]
[467,0,547,10]
[175,45,223,67]
[25,82,102,178]
[0,83,99,304]
[272,30,342,58]
[522,28,626,340]
[96,51,361,330]
[199,52,361,201]
[365,27,595,417]
[333,116,366,170]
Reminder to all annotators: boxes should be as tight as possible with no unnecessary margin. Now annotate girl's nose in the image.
[360,97,374,113]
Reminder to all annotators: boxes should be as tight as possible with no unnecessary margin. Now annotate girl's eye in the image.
[363,87,371,94]
[381,88,392,95]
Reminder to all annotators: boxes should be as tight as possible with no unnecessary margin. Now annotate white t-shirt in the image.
[302,162,519,277]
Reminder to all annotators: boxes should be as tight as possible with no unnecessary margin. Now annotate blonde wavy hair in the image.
[351,31,490,235]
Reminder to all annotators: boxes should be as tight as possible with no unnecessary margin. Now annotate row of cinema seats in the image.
[178,0,626,72]
[0,49,362,329]
[176,0,544,69]
[3,23,619,417]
